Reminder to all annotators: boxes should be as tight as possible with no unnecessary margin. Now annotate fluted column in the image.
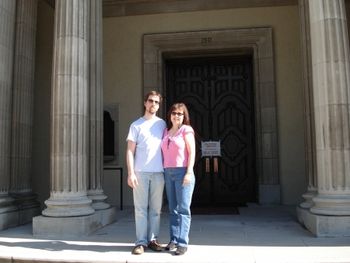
[10,0,40,215]
[0,0,17,215]
[87,0,110,210]
[298,0,317,209]
[309,0,350,216]
[42,0,94,217]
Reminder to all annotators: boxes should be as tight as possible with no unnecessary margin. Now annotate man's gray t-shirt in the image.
[126,116,166,173]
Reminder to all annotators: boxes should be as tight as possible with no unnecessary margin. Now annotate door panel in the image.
[165,56,256,206]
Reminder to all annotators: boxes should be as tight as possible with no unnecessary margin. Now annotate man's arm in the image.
[126,140,138,188]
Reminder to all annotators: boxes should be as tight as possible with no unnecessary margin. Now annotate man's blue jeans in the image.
[133,172,164,246]
[164,167,195,247]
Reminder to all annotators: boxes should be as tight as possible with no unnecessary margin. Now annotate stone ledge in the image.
[297,206,350,237]
[0,207,41,231]
[33,206,116,238]
[19,206,41,225]
[0,211,19,230]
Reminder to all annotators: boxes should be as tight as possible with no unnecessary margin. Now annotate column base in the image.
[311,194,350,215]
[42,192,95,217]
[33,206,116,238]
[299,190,316,209]
[88,189,111,210]
[297,206,350,237]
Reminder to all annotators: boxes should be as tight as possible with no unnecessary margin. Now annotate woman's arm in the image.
[183,129,196,185]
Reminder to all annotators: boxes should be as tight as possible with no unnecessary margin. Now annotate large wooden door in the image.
[165,56,256,206]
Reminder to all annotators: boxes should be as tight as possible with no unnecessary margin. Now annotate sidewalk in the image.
[0,205,349,263]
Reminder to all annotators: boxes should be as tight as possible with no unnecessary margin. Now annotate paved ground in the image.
[0,205,349,263]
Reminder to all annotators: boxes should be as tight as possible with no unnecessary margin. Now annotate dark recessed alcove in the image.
[104,110,115,162]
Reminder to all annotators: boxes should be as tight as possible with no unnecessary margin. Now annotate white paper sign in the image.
[201,141,221,157]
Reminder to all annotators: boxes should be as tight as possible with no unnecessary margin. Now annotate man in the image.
[126,91,166,255]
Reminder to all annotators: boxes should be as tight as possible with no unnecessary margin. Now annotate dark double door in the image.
[165,56,256,207]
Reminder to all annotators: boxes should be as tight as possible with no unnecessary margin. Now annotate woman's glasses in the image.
[171,111,184,116]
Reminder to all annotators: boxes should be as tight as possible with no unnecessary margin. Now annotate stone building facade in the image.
[0,0,349,237]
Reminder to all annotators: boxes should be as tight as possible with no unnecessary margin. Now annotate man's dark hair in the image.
[144,90,162,102]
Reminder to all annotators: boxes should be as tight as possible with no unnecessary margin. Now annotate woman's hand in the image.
[183,172,192,186]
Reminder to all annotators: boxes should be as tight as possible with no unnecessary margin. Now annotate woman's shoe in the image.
[148,240,164,251]
[165,241,177,251]
[175,246,187,255]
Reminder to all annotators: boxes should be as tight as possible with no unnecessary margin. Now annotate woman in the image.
[161,102,196,255]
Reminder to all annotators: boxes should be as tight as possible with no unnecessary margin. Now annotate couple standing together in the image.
[126,90,196,256]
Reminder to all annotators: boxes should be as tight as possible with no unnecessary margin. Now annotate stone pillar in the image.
[10,0,40,224]
[87,0,110,210]
[33,0,115,237]
[300,0,350,236]
[298,0,317,210]
[41,0,94,218]
[0,0,18,229]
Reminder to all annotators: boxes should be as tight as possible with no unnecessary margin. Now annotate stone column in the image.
[302,0,350,236]
[10,0,40,223]
[33,0,116,237]
[87,0,110,210]
[41,0,94,218]
[298,0,317,210]
[0,0,17,228]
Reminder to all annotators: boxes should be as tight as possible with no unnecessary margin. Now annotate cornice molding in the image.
[43,0,298,17]
[103,0,297,17]
[43,0,296,17]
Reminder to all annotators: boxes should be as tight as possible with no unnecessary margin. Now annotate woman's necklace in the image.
[167,126,180,149]
[168,128,178,137]
[168,124,182,137]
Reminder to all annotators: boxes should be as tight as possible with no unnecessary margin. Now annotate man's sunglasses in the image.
[147,99,160,104]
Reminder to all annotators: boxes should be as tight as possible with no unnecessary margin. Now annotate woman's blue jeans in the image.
[133,172,164,246]
[164,167,195,247]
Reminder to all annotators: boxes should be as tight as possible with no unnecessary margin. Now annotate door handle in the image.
[213,157,218,173]
[205,157,210,173]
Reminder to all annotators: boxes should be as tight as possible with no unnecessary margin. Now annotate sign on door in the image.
[201,141,221,157]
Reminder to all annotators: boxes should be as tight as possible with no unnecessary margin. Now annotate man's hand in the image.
[126,140,137,189]
[128,173,138,189]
